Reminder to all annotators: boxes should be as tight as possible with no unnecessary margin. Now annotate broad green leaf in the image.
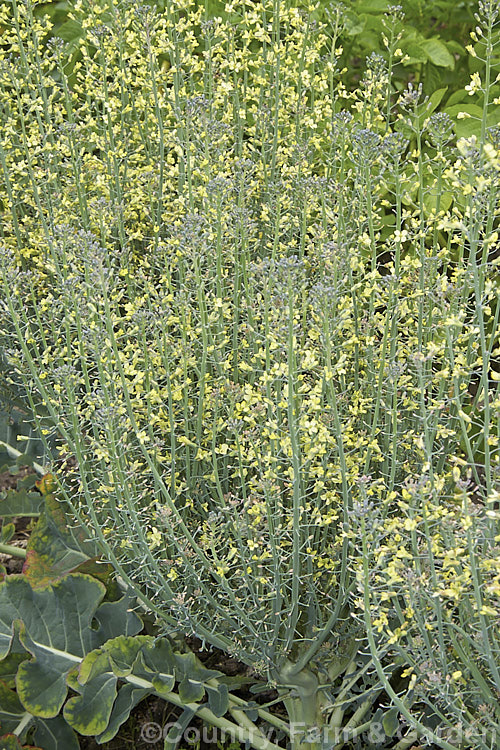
[0,525,14,545]
[423,190,453,216]
[33,1,70,20]
[446,89,468,107]
[401,42,427,66]
[14,473,37,490]
[95,683,149,743]
[343,12,366,37]
[32,716,80,750]
[445,103,484,138]
[76,634,226,737]
[401,26,418,40]
[17,644,70,717]
[64,666,80,694]
[0,682,26,733]
[200,0,225,16]
[91,596,142,642]
[63,672,117,735]
[173,650,220,683]
[447,39,467,57]
[422,62,448,97]
[354,30,381,52]
[240,702,259,722]
[382,706,400,737]
[0,655,28,688]
[0,574,230,744]
[140,637,175,676]
[424,87,448,117]
[445,103,483,119]
[0,575,142,720]
[0,424,46,464]
[132,645,176,694]
[151,672,176,697]
[206,683,229,718]
[23,496,100,586]
[0,457,38,483]
[0,489,42,518]
[22,509,87,586]
[421,38,455,69]
[355,0,388,10]
[78,636,150,683]
[178,675,205,704]
[13,576,106,716]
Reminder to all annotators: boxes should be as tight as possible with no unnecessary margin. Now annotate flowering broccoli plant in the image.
[1,0,499,747]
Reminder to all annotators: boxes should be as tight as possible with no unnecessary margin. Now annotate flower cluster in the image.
[0,0,499,727]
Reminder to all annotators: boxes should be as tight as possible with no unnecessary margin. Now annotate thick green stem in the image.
[126,673,284,750]
[277,660,323,750]
[0,542,26,559]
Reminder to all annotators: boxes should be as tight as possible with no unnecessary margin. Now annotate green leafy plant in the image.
[326,0,474,96]
[0,568,276,750]
[0,0,499,748]
[352,8,500,746]
[358,481,500,750]
[0,573,143,749]
[0,454,288,750]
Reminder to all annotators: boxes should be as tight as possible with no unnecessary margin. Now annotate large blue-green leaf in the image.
[76,633,230,731]
[92,594,143,641]
[63,672,117,736]
[0,681,26,734]
[382,706,400,737]
[95,683,149,744]
[0,489,42,519]
[0,575,141,718]
[22,496,95,587]
[178,675,205,704]
[32,716,80,750]
[19,483,115,589]
[172,650,220,683]
[78,636,150,683]
[54,20,83,43]
[206,683,229,718]
[0,453,42,518]
[0,574,238,743]
[0,655,28,689]
[0,526,14,546]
